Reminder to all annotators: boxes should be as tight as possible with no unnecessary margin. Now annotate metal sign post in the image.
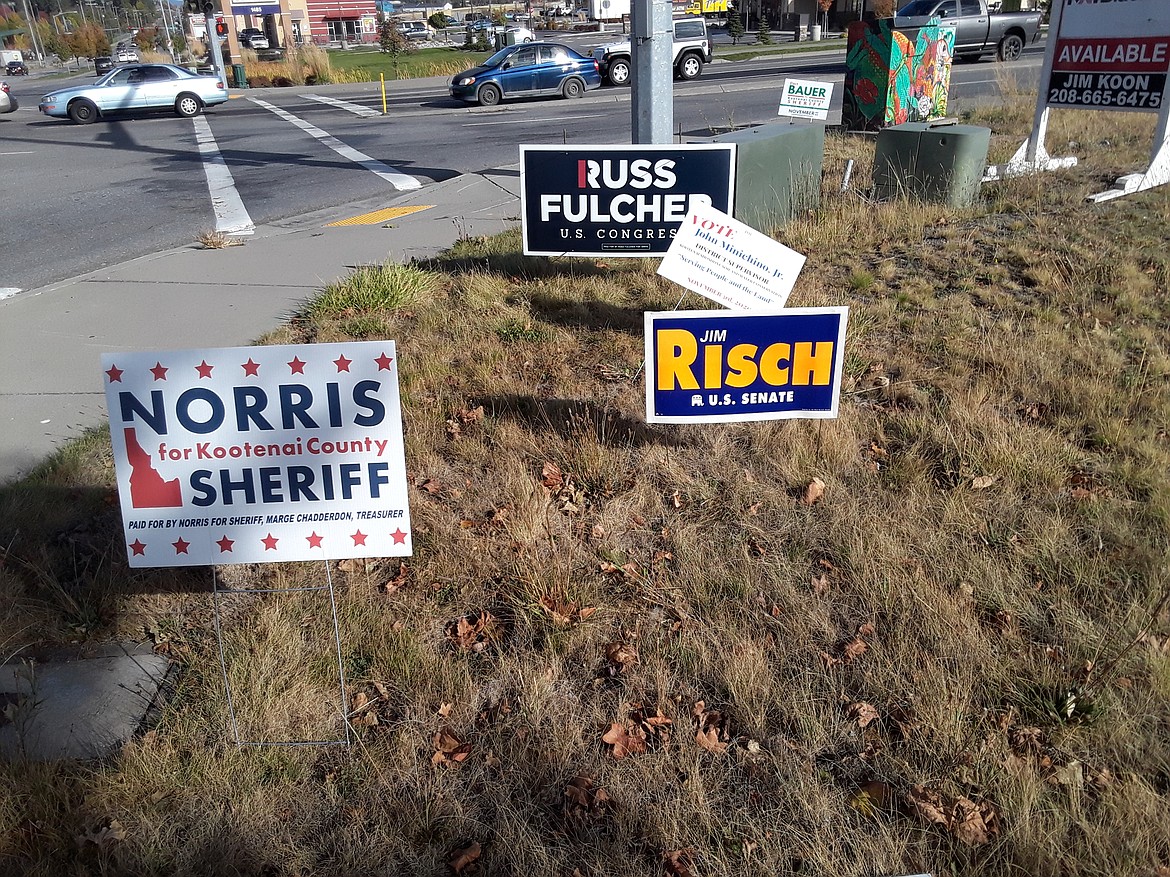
[101,341,413,748]
[631,0,672,144]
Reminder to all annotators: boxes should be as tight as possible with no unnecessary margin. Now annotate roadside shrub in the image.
[247,74,273,87]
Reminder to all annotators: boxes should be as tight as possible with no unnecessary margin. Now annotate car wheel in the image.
[478,83,502,106]
[175,93,203,118]
[677,54,703,80]
[68,98,98,124]
[523,36,533,42]
[997,33,1024,62]
[561,76,584,99]
[608,58,631,86]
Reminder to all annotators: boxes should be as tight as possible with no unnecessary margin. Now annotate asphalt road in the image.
[0,41,1043,296]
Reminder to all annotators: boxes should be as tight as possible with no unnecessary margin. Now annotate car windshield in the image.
[897,0,943,14]
[482,47,518,67]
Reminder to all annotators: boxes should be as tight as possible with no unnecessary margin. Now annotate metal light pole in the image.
[158,0,177,61]
[20,0,46,64]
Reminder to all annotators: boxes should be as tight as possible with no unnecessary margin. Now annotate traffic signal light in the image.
[215,19,227,36]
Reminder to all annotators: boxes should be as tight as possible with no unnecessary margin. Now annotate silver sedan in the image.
[39,63,229,124]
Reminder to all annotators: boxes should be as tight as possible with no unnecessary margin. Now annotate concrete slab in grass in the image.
[0,643,170,762]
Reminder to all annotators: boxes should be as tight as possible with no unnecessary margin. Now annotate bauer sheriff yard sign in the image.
[778,78,834,120]
[519,143,735,257]
[645,308,849,424]
[657,203,806,310]
[102,341,411,567]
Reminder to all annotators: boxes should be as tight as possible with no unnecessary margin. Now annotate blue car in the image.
[450,42,601,106]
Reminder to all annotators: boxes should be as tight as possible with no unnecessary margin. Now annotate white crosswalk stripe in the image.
[249,97,422,191]
[301,93,382,118]
[192,115,255,236]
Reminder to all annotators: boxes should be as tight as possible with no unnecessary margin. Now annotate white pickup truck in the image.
[590,16,711,86]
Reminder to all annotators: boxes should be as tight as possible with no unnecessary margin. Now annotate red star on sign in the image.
[129,539,147,556]
[242,358,261,376]
[351,530,368,546]
[105,364,124,383]
[216,535,235,553]
[391,528,407,545]
[333,354,352,373]
[287,356,306,374]
[196,360,214,379]
[172,537,190,554]
[306,532,324,549]
[150,362,169,381]
[262,533,279,550]
[375,352,394,371]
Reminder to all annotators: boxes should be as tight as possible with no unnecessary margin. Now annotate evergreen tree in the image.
[756,10,771,44]
[726,4,744,44]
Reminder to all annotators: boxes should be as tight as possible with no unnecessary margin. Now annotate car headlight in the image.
[456,76,476,86]
[42,94,60,103]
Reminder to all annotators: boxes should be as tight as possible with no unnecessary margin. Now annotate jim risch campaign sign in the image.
[520,144,735,257]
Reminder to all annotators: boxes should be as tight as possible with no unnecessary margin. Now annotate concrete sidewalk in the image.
[0,168,522,485]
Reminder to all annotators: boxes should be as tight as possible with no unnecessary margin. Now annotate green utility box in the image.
[232,63,248,89]
[696,123,825,232]
[872,120,990,208]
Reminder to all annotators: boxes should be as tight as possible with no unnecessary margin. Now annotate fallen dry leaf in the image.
[448,841,482,874]
[811,573,830,595]
[418,477,442,495]
[802,477,826,506]
[75,819,127,850]
[446,610,503,653]
[432,727,473,766]
[541,461,564,490]
[971,475,998,490]
[663,848,697,877]
[604,642,638,676]
[847,701,880,728]
[601,722,647,759]
[841,637,868,661]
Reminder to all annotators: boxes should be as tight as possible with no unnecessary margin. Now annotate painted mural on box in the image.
[844,17,956,129]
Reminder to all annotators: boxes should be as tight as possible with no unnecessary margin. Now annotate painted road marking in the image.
[462,114,606,127]
[250,97,421,191]
[192,115,255,236]
[302,93,381,118]
[327,204,435,227]
[0,151,36,156]
[0,288,21,300]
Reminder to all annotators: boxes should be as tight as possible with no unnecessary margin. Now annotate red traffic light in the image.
[215,20,227,36]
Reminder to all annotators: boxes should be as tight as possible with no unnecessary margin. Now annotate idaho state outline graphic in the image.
[123,428,182,508]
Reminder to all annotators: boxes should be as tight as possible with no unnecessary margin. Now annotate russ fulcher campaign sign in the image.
[520,144,736,257]
[102,341,412,568]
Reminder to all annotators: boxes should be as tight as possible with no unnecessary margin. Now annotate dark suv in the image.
[5,59,28,76]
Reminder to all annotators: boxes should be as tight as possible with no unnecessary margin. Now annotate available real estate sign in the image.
[519,144,735,257]
[102,341,412,568]
[644,309,849,424]
[1046,0,1170,111]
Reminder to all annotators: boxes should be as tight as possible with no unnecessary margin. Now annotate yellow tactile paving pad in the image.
[327,205,434,227]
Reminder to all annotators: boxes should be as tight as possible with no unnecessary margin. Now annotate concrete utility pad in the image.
[0,643,169,761]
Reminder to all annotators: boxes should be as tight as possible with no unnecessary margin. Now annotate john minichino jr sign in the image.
[519,144,736,257]
[102,341,412,567]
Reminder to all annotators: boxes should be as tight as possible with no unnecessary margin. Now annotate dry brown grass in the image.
[1,98,1169,876]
